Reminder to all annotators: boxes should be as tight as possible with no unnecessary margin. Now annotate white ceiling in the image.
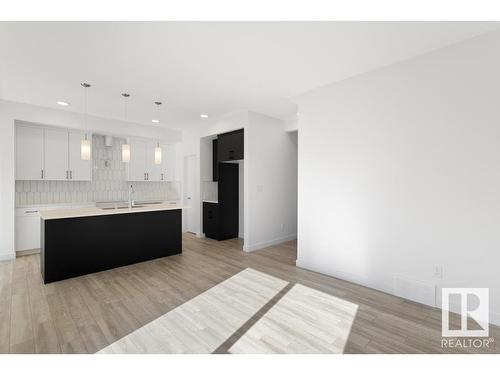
[1,22,498,129]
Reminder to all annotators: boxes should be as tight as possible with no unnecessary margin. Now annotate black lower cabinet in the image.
[203,202,219,240]
[203,162,239,241]
[41,209,182,284]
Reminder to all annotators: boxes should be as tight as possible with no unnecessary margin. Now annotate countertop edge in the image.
[40,204,189,220]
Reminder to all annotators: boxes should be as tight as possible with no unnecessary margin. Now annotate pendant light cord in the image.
[81,83,91,141]
[84,86,87,140]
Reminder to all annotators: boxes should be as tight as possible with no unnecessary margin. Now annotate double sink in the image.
[98,200,165,211]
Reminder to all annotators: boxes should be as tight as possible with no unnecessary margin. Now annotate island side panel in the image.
[40,217,45,279]
[42,209,182,283]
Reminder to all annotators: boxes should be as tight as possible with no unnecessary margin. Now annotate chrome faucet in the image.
[128,184,135,209]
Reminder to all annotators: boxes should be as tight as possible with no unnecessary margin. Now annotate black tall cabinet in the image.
[212,139,218,182]
[217,163,239,240]
[203,129,243,241]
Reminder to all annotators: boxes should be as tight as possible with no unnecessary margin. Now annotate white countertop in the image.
[16,202,96,209]
[40,202,188,220]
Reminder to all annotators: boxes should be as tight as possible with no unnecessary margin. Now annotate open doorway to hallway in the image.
[183,154,197,234]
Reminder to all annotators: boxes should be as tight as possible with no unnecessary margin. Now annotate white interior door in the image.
[184,154,197,234]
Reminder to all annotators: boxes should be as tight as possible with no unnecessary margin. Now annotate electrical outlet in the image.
[434,266,443,279]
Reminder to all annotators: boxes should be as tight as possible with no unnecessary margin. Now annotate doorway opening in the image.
[183,154,197,234]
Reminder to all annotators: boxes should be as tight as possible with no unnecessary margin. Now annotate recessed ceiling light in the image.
[152,119,160,123]
[200,114,208,118]
[57,101,70,106]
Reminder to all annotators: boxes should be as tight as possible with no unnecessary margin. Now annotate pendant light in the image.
[154,101,162,165]
[80,83,92,161]
[121,93,131,163]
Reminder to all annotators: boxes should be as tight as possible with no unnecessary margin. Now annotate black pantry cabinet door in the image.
[217,129,244,161]
[218,163,239,240]
[212,139,219,181]
[203,202,220,240]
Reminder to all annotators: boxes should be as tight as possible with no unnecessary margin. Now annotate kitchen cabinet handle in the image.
[66,170,69,179]
[144,173,146,180]
[41,169,44,179]
[25,210,38,214]
[70,170,73,179]
[161,173,164,181]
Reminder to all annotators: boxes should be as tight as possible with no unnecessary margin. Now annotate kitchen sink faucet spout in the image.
[128,184,135,209]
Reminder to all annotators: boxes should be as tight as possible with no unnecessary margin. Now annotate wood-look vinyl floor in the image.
[0,233,499,354]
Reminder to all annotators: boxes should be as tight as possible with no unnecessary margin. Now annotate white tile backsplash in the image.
[16,135,180,206]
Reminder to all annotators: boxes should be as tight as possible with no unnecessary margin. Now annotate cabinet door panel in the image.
[203,202,219,239]
[217,129,244,161]
[44,128,69,180]
[162,144,177,181]
[68,131,92,181]
[16,125,44,180]
[127,140,147,181]
[212,140,218,182]
[218,163,239,240]
[16,214,40,251]
[147,141,162,181]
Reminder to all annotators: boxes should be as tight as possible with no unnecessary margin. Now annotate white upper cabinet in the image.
[147,141,162,182]
[16,125,44,180]
[162,143,177,181]
[15,124,92,181]
[44,127,69,180]
[16,125,174,184]
[68,131,92,181]
[126,139,176,182]
[127,139,147,181]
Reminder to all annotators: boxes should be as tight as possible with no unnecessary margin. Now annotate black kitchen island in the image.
[40,203,185,283]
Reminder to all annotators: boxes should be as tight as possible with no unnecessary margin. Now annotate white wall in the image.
[244,112,297,251]
[295,30,500,325]
[0,99,181,260]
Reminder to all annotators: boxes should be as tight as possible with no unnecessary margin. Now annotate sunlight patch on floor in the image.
[228,283,359,354]
[98,268,358,354]
[98,268,288,353]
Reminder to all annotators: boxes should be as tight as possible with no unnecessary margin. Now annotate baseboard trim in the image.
[0,252,16,261]
[296,258,500,328]
[296,257,394,299]
[491,312,500,327]
[16,248,40,257]
[243,234,297,252]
